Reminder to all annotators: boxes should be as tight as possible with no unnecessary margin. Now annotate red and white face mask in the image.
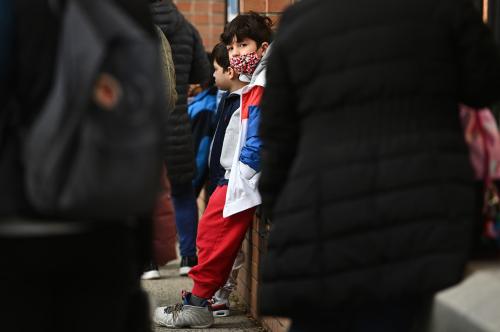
[230,51,261,76]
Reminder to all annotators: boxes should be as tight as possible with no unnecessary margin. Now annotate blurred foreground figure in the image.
[259,0,500,331]
[150,0,211,276]
[0,1,164,331]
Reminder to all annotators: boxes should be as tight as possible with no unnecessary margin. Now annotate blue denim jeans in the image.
[171,182,198,257]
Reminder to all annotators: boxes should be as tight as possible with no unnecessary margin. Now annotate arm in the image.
[452,0,500,107]
[191,109,213,190]
[155,26,177,113]
[239,89,263,179]
[188,23,210,84]
[258,40,299,217]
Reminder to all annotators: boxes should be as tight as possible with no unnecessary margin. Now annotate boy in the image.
[154,13,273,328]
[207,43,248,318]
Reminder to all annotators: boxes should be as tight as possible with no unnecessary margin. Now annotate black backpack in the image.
[24,0,167,220]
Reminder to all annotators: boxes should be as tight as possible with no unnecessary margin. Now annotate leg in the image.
[212,249,245,317]
[218,249,245,299]
[189,185,255,299]
[171,182,198,274]
[153,185,254,329]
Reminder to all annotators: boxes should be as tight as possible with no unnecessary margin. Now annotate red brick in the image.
[242,0,267,12]
[253,215,259,228]
[251,260,259,278]
[176,2,192,13]
[250,289,258,315]
[252,226,258,238]
[194,2,209,12]
[267,14,281,28]
[212,2,226,13]
[192,14,210,24]
[268,0,292,12]
[251,246,259,265]
[211,13,226,25]
[196,26,211,37]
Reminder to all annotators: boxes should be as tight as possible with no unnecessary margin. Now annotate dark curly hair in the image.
[220,12,273,47]
[211,43,230,72]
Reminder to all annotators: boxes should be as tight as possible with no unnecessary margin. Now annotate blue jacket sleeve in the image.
[239,105,262,173]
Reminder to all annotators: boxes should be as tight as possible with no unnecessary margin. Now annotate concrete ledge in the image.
[430,263,500,332]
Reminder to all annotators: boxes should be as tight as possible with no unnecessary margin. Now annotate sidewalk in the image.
[142,259,264,332]
[430,261,500,332]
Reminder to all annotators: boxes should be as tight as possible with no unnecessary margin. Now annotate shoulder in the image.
[244,85,265,98]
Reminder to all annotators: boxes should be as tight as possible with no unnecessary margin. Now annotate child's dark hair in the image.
[211,43,230,72]
[203,52,216,91]
[220,12,273,47]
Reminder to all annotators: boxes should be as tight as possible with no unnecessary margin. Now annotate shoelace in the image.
[164,303,184,314]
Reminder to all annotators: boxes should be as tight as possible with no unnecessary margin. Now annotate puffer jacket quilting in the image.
[258,0,500,317]
[151,0,210,185]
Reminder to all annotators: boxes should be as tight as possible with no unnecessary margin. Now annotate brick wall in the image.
[173,0,226,51]
[236,213,292,332]
[240,0,294,26]
[174,0,296,51]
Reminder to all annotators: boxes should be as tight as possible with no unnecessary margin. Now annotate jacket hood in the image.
[150,0,184,34]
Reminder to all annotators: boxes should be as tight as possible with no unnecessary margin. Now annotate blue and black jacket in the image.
[207,90,241,196]
[188,88,217,195]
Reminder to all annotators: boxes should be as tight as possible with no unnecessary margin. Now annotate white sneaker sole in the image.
[154,310,214,329]
[154,320,213,329]
[141,270,161,280]
[179,266,191,276]
[212,309,230,317]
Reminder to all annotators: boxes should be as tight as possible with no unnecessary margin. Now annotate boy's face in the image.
[226,37,268,59]
[213,61,233,91]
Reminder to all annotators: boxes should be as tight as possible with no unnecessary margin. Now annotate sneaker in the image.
[210,297,230,317]
[154,292,214,328]
[141,262,160,280]
[179,256,198,276]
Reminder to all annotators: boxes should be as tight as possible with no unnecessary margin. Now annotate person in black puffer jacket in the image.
[259,0,500,331]
[150,0,210,275]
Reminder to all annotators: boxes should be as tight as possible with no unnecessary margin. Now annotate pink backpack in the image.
[460,104,500,180]
[460,104,500,240]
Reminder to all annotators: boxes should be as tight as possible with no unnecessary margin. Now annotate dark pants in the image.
[171,182,198,257]
[0,223,150,332]
[289,297,432,332]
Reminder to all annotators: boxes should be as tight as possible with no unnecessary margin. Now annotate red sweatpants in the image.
[189,185,255,299]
